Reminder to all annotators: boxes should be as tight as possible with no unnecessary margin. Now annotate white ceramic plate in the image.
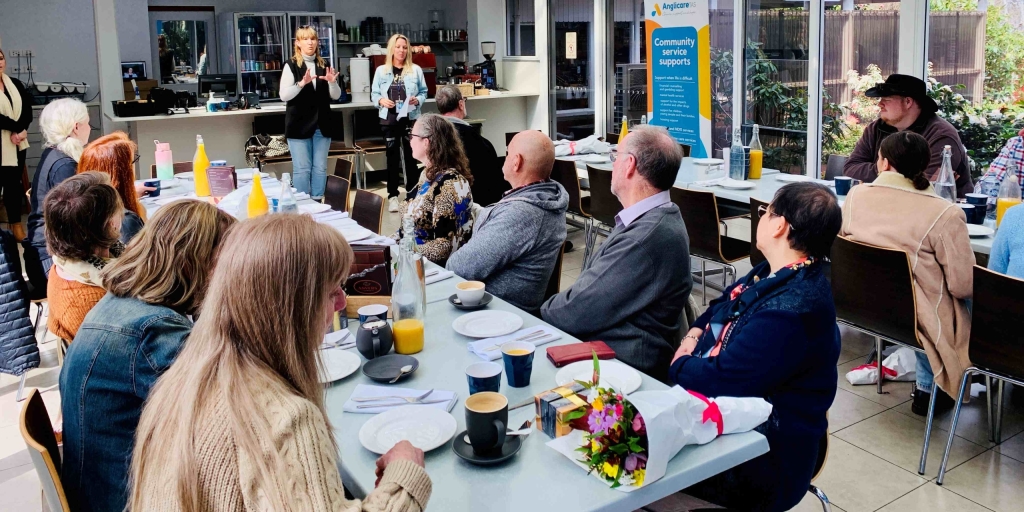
[775,173,813,183]
[175,171,194,180]
[319,348,361,384]
[236,170,271,181]
[555,360,643,395]
[339,227,374,242]
[358,405,458,454]
[452,311,524,339]
[718,178,757,190]
[967,224,995,238]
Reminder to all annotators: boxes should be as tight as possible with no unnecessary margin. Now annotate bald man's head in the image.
[504,130,556,187]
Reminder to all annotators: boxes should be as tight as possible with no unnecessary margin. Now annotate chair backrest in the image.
[824,154,848,180]
[830,236,921,348]
[969,266,1024,377]
[149,161,194,179]
[334,157,354,182]
[19,389,70,512]
[543,241,568,304]
[670,187,724,261]
[679,143,692,158]
[585,165,622,227]
[324,176,351,213]
[551,160,588,217]
[606,132,619,142]
[351,190,385,234]
[749,197,768,267]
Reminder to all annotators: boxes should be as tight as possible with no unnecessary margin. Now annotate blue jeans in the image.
[916,351,934,392]
[287,129,331,198]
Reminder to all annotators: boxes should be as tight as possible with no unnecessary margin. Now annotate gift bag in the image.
[845,347,918,385]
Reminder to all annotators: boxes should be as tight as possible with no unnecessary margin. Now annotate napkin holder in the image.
[534,383,587,438]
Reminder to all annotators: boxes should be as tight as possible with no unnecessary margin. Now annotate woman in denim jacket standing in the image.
[371,34,427,212]
[59,200,236,512]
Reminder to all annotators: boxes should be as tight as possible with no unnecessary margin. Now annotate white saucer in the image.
[967,224,995,238]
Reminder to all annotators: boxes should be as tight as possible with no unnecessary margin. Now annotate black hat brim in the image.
[864,84,939,113]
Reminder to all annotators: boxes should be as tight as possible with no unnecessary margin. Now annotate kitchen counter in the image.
[108,92,539,175]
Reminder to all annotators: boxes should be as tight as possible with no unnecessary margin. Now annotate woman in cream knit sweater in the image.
[128,215,431,511]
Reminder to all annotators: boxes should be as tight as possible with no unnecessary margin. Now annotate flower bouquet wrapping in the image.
[547,353,773,491]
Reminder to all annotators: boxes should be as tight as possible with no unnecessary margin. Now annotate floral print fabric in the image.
[396,168,473,265]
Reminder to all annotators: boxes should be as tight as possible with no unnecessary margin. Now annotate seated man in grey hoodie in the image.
[541,125,692,382]
[446,131,568,312]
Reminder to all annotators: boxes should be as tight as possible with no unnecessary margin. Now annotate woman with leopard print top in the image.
[395,114,474,265]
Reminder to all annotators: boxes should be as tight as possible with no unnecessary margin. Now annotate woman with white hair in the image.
[23,97,90,297]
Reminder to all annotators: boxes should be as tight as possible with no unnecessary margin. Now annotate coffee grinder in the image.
[451,49,468,83]
[473,41,498,90]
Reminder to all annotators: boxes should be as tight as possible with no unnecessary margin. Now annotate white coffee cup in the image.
[456,281,486,305]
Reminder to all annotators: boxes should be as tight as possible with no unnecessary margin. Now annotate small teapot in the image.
[356,317,393,360]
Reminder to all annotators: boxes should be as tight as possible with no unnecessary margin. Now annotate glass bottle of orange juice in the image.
[193,135,211,197]
[392,216,426,354]
[996,168,1021,227]
[748,124,764,179]
[247,171,269,217]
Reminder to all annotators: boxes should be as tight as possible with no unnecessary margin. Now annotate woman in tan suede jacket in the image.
[839,131,973,414]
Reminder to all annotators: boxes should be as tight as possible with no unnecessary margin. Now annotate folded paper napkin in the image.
[425,270,454,285]
[467,325,563,361]
[342,384,458,414]
[321,329,353,349]
[314,210,349,222]
[693,177,727,187]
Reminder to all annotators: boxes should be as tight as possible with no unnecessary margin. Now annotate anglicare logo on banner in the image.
[651,1,697,16]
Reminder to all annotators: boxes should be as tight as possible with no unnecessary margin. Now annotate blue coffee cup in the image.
[958,204,980,225]
[834,176,861,196]
[466,362,502,395]
[500,341,535,388]
[357,304,389,323]
[144,179,161,197]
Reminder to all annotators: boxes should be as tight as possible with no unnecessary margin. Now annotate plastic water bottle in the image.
[729,127,747,180]
[278,173,299,214]
[154,140,174,180]
[932,145,957,203]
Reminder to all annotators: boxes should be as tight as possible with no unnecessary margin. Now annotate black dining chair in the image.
[584,165,623,268]
[552,160,595,264]
[749,197,769,267]
[324,176,351,213]
[333,155,355,183]
[670,187,749,304]
[937,266,1024,484]
[351,189,385,235]
[20,389,70,512]
[823,154,848,180]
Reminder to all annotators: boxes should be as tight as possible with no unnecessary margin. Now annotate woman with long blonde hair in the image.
[79,131,152,243]
[23,97,91,296]
[396,113,473,265]
[371,34,428,212]
[128,215,431,512]
[280,26,341,200]
[60,200,236,512]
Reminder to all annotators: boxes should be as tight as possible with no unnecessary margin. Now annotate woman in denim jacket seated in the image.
[59,200,236,512]
[670,182,843,512]
[371,34,428,213]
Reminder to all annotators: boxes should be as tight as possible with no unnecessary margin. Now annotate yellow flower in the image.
[633,469,646,487]
[603,461,619,478]
[591,439,601,453]
[593,396,604,412]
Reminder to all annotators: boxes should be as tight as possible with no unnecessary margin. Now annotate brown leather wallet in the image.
[546,341,617,367]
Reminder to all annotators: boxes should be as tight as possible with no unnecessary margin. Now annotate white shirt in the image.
[279,55,341,102]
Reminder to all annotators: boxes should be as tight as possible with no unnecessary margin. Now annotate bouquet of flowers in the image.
[548,353,773,492]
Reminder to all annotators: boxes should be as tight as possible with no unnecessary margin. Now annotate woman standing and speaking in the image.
[0,45,32,241]
[371,34,427,212]
[280,26,340,201]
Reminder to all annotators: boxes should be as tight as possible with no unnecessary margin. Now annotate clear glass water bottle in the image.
[278,173,298,214]
[932,145,957,203]
[729,127,747,180]
[391,216,426,355]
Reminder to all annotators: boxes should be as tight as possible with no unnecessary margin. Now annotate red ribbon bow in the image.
[687,390,724,436]
[569,141,577,155]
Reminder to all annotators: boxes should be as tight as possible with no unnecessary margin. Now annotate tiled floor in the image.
[1,190,1021,511]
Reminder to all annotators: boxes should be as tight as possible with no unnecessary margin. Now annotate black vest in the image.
[284,60,336,139]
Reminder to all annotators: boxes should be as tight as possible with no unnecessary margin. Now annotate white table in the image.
[325,263,769,512]
[574,159,995,256]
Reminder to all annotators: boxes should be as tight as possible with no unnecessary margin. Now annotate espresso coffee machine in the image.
[472,41,498,90]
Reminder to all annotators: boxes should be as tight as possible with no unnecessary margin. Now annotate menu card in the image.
[208,166,237,200]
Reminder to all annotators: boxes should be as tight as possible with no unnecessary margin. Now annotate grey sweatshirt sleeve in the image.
[541,235,658,335]
[445,205,529,280]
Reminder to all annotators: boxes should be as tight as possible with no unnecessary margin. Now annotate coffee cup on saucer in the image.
[456,281,486,306]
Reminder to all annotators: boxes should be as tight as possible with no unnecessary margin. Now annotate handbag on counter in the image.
[244,134,290,167]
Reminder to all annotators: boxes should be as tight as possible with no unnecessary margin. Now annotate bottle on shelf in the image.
[748,124,764,180]
[996,166,1022,227]
[260,76,268,99]
[639,114,647,125]
[193,135,211,197]
[392,215,426,355]
[248,171,269,217]
[730,127,747,180]
[154,140,174,180]
[932,145,957,203]
[278,173,299,213]
[618,116,629,145]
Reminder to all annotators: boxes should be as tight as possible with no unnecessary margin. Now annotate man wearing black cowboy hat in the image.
[844,74,973,197]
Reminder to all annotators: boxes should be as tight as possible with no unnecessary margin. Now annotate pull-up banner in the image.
[644,0,711,158]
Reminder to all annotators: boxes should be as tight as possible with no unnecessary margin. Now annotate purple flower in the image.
[588,408,618,434]
[625,453,648,471]
[632,413,646,435]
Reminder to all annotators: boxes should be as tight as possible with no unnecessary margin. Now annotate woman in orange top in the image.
[44,171,124,341]
[78,131,151,244]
